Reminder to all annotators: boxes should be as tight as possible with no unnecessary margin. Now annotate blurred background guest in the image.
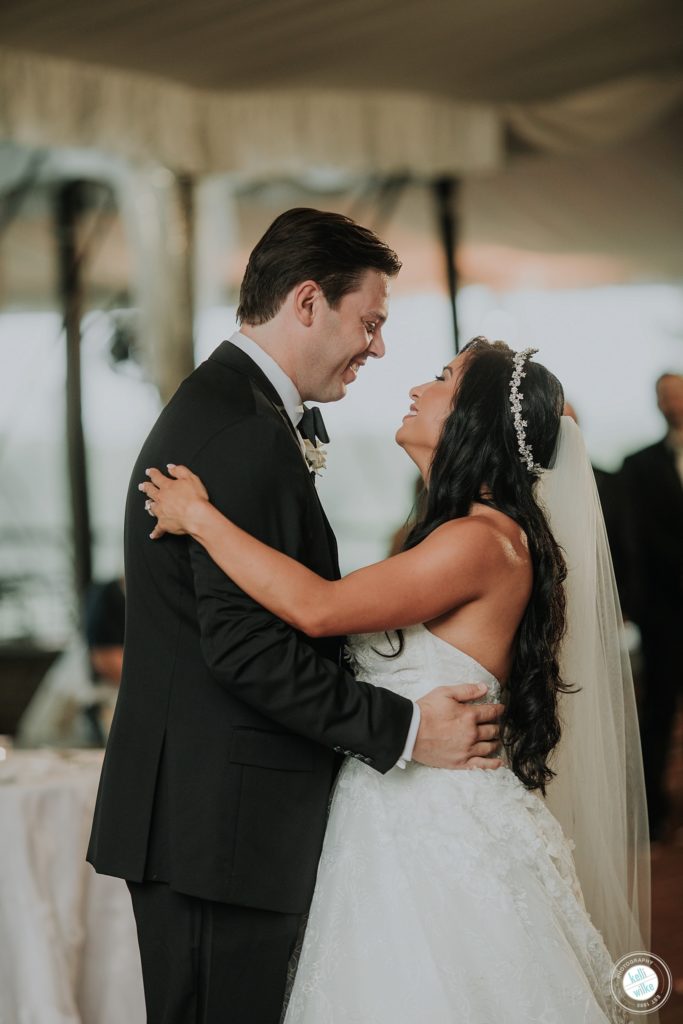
[83,576,125,743]
[86,577,125,686]
[620,373,683,841]
[16,578,124,748]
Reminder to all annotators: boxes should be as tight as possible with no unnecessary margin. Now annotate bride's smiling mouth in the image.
[403,403,419,420]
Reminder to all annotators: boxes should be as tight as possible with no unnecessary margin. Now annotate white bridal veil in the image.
[536,416,651,963]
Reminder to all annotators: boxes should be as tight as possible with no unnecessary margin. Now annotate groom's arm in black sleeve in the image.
[186,414,414,773]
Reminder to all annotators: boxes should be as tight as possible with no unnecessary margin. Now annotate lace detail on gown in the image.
[283,625,630,1024]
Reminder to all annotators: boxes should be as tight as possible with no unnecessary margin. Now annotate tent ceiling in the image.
[1,0,682,102]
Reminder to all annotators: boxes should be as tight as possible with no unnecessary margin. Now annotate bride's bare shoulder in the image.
[425,509,530,574]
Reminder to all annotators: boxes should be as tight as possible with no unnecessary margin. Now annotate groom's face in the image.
[305,269,390,402]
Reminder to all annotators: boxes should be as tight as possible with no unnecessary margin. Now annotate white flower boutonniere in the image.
[300,436,328,475]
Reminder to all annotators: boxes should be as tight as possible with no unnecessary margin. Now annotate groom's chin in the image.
[316,380,347,403]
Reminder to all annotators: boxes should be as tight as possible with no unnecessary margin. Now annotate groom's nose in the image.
[367,331,386,359]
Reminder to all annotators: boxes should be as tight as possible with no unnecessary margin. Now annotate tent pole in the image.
[372,174,410,231]
[432,176,461,354]
[55,180,92,613]
[117,167,196,404]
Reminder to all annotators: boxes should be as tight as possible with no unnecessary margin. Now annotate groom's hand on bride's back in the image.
[414,685,504,770]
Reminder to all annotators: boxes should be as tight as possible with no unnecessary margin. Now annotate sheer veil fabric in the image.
[537,417,652,964]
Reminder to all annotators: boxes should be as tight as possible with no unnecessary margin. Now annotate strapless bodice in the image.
[345,623,503,705]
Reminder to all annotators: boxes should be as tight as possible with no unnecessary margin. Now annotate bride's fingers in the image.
[149,522,167,540]
[145,467,168,487]
[167,463,192,479]
[138,481,159,498]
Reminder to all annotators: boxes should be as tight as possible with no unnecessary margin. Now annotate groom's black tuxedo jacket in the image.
[87,341,413,913]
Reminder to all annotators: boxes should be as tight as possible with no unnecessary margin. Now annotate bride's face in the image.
[396,353,467,474]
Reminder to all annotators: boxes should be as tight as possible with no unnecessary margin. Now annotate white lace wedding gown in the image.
[283,624,629,1024]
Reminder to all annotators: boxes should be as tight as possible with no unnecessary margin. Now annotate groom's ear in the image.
[293,280,322,326]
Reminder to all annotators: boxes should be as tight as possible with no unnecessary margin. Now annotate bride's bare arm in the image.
[140,465,505,638]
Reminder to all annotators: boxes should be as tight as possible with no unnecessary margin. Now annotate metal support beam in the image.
[432,176,461,353]
[55,179,92,608]
[116,167,196,404]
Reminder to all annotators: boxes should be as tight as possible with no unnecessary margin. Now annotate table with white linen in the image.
[0,749,145,1024]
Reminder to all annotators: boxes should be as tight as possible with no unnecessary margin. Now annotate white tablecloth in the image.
[0,750,145,1024]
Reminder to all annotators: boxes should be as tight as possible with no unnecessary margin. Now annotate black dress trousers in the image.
[128,881,301,1024]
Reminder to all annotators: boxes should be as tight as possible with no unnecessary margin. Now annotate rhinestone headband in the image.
[509,347,542,473]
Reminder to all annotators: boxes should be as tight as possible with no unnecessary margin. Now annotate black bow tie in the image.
[298,405,330,445]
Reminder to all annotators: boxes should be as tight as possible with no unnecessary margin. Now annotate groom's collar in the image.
[211,331,303,429]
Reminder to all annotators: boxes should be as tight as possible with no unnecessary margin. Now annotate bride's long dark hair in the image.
[402,337,573,794]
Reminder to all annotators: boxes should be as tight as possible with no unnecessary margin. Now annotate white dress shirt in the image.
[227,331,420,768]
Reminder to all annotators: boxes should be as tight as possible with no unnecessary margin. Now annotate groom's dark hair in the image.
[236,208,402,325]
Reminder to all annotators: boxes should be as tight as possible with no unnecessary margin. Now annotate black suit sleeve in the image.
[186,413,414,774]
[616,460,640,620]
[620,450,683,613]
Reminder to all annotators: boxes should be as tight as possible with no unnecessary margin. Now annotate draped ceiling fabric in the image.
[0,0,680,100]
[461,104,683,282]
[0,46,502,179]
[0,0,682,176]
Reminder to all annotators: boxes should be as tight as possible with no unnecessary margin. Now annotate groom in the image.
[87,208,504,1023]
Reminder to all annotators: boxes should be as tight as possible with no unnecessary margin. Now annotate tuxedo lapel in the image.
[209,340,302,450]
[210,340,340,575]
[315,494,340,577]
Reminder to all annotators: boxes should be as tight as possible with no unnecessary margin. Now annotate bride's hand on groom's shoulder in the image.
[414,685,504,771]
[139,465,210,540]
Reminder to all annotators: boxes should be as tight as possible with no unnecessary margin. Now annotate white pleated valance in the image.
[0,46,503,178]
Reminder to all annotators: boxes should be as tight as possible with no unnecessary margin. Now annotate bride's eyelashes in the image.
[434,374,446,382]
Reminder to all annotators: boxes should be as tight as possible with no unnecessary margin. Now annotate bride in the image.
[140,338,650,1024]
